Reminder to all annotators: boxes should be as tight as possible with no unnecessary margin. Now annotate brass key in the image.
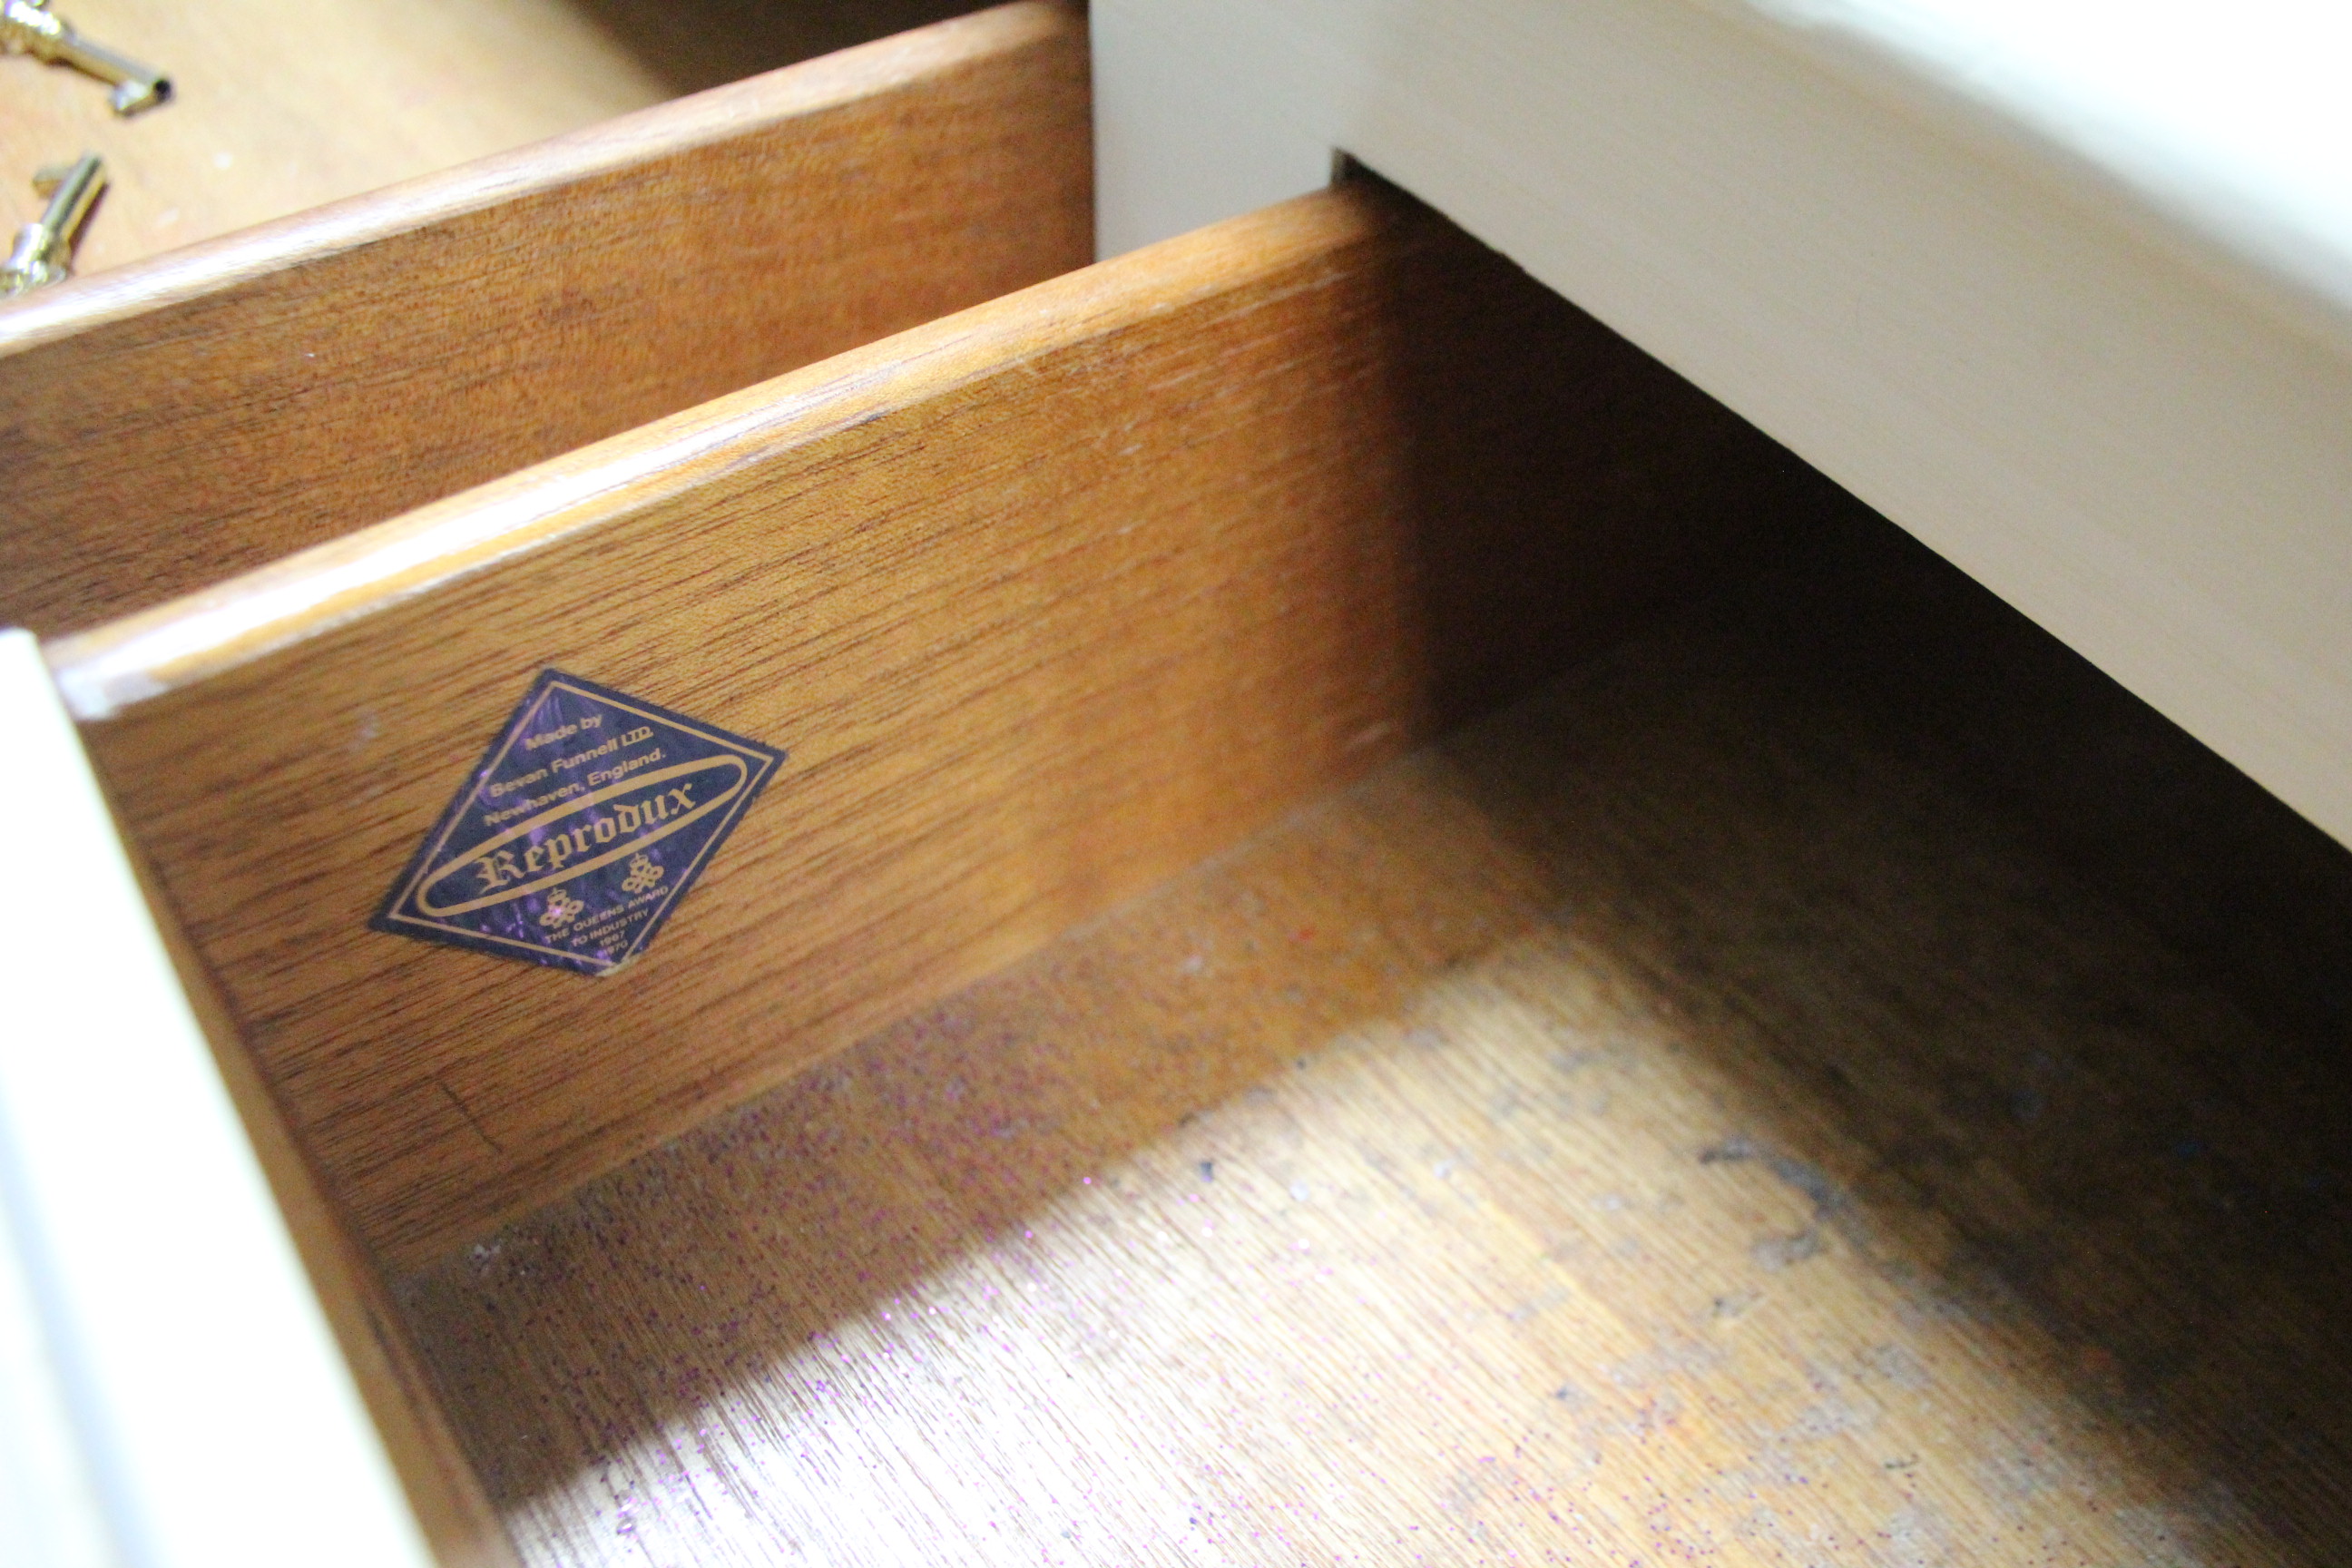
[2,153,105,297]
[0,1,169,115]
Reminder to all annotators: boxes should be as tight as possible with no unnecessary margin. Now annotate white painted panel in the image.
[1733,0,2352,328]
[0,1157,120,1568]
[0,630,434,1568]
[1096,0,2352,847]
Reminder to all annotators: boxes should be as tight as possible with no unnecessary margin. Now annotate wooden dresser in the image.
[5,4,2348,1564]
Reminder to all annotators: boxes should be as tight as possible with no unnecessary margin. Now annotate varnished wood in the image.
[0,0,1090,634]
[0,0,673,280]
[395,583,2352,1565]
[54,181,1803,1269]
[0,0,974,276]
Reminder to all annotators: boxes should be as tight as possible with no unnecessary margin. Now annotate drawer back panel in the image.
[55,180,1821,1269]
[0,0,1088,637]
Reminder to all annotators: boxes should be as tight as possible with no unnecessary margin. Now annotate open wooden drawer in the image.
[13,6,2352,1565]
[0,0,1089,635]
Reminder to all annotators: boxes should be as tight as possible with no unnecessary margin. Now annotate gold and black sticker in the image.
[373,670,782,976]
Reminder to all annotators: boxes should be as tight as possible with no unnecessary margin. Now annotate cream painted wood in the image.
[1093,0,2352,848]
[0,1171,115,1568]
[0,631,435,1568]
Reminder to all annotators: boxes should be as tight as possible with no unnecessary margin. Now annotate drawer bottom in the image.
[395,504,2352,1564]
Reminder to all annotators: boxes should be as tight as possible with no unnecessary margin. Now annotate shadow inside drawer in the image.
[565,0,985,95]
[397,499,2352,1565]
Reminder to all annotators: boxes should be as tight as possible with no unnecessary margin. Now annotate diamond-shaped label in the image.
[373,670,782,976]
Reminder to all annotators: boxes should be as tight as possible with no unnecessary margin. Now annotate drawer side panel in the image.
[0,0,1091,637]
[62,182,1817,1269]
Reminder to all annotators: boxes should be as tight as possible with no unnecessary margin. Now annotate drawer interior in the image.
[0,0,983,278]
[25,14,2352,1562]
[395,507,2352,1564]
[57,176,1805,1279]
[0,0,1087,635]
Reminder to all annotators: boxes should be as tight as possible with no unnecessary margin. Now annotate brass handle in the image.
[0,0,170,115]
[3,153,105,297]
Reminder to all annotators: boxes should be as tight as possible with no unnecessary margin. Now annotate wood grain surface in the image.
[56,181,1808,1270]
[395,577,2352,1565]
[0,0,974,278]
[0,0,1088,634]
